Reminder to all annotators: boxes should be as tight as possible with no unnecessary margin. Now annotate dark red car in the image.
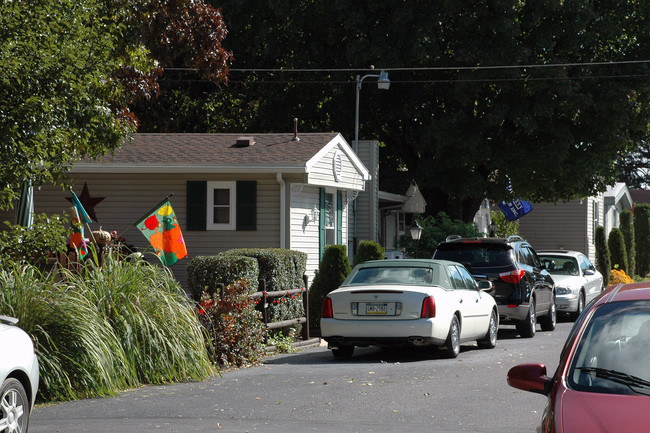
[507,282,650,432]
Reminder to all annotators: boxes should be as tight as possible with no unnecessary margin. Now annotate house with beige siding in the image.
[1,133,370,289]
[517,183,633,263]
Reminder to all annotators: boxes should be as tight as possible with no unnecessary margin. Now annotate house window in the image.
[207,181,236,230]
[325,192,336,245]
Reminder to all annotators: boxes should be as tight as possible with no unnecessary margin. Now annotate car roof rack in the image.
[506,235,523,242]
[445,235,463,242]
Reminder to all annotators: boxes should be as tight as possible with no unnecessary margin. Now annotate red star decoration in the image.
[66,182,105,222]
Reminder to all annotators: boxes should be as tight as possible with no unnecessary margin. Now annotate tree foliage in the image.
[132,0,650,221]
[0,0,231,210]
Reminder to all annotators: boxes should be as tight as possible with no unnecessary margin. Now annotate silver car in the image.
[537,250,604,320]
[0,316,39,433]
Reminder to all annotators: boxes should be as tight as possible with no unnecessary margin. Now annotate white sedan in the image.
[320,259,498,358]
[0,315,39,433]
[537,250,604,320]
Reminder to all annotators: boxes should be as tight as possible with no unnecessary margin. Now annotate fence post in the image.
[260,278,268,326]
[302,274,309,340]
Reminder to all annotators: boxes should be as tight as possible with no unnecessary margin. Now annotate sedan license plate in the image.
[366,303,388,315]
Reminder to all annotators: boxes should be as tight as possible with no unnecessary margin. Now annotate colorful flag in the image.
[135,199,187,266]
[69,206,89,260]
[71,189,92,224]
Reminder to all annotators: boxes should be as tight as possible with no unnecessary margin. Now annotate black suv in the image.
[432,235,555,338]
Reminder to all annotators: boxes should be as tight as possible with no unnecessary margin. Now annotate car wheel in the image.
[477,310,498,349]
[539,297,557,331]
[570,292,585,321]
[516,299,536,338]
[332,345,354,359]
[0,378,30,433]
[441,315,460,358]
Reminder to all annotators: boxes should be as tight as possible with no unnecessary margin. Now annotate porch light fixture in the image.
[409,220,423,258]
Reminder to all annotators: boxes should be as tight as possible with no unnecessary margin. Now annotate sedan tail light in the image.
[499,269,525,284]
[322,297,333,318]
[420,296,436,318]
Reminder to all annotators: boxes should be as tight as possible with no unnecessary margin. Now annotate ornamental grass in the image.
[0,253,215,402]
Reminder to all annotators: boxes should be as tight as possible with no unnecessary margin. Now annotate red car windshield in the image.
[568,301,650,396]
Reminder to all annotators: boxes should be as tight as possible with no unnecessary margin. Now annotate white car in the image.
[537,250,604,319]
[0,315,39,433]
[320,259,498,358]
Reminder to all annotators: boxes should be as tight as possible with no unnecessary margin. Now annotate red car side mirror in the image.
[507,363,551,396]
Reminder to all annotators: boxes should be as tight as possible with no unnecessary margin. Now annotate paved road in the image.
[30,320,573,433]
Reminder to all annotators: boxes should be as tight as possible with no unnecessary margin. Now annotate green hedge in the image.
[188,248,308,333]
[353,240,385,268]
[187,255,259,301]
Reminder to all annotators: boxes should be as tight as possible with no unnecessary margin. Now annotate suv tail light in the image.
[499,269,526,284]
[421,296,436,318]
[322,297,333,318]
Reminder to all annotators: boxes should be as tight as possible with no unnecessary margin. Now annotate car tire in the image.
[516,299,536,338]
[332,345,354,359]
[441,315,460,358]
[570,292,585,321]
[477,310,498,349]
[1,378,30,433]
[539,297,557,331]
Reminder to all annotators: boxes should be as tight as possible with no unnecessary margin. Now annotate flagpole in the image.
[116,193,175,240]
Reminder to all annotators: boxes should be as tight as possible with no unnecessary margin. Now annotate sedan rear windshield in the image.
[345,265,441,286]
[435,243,512,267]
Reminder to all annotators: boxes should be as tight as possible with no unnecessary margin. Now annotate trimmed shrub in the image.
[620,210,635,276]
[187,255,259,301]
[608,228,628,272]
[207,248,308,334]
[399,212,480,258]
[197,279,266,367]
[353,240,385,267]
[595,226,611,285]
[309,245,351,329]
[634,204,650,277]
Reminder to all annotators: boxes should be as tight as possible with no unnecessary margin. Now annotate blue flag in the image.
[498,199,533,222]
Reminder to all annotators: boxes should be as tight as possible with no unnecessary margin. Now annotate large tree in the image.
[135,0,650,221]
[0,0,231,210]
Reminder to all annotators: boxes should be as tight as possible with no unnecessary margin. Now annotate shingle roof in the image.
[79,132,341,170]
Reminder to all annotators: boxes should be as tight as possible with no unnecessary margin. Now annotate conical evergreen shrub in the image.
[308,245,351,329]
[595,225,611,285]
[608,227,628,273]
[620,210,635,276]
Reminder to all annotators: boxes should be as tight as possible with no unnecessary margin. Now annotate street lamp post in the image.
[352,69,390,254]
[409,220,423,258]
[354,70,390,154]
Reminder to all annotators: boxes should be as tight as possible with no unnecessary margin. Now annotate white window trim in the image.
[207,181,236,230]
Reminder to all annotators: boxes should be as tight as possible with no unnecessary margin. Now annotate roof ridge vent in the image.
[236,136,255,147]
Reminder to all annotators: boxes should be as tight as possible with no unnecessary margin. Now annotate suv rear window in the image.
[435,243,512,267]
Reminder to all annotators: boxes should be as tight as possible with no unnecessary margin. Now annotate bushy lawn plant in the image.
[0,254,215,402]
[197,279,266,367]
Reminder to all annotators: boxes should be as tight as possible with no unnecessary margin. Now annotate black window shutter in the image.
[236,181,257,230]
[186,181,207,231]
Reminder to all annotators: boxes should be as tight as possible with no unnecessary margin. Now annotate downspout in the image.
[277,173,286,249]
